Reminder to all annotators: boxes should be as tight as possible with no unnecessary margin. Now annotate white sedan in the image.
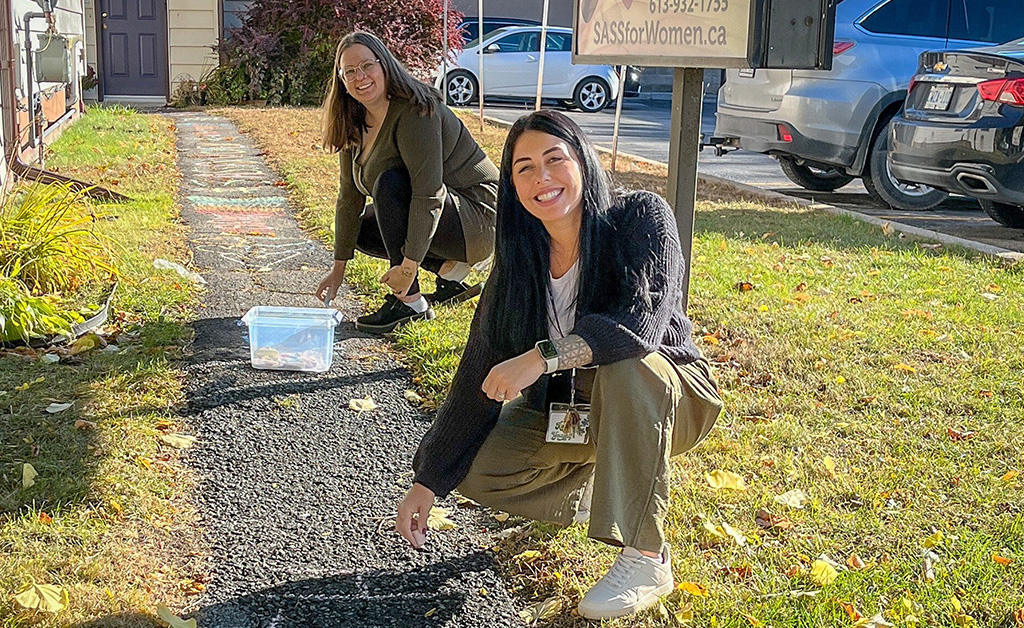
[437,26,620,113]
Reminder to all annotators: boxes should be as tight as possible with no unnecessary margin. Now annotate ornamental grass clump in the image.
[0,275,78,342]
[0,181,117,293]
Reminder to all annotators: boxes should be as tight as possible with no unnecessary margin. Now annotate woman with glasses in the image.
[317,31,498,333]
[395,110,724,620]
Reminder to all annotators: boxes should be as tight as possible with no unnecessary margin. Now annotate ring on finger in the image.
[496,392,506,401]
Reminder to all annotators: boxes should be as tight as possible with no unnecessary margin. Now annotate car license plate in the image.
[924,84,954,110]
[738,68,755,78]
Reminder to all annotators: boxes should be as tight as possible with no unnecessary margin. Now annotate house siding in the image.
[168,0,218,91]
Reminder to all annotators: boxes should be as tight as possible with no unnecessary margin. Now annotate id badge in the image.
[546,403,591,444]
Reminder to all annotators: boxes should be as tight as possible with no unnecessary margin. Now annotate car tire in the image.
[864,119,948,210]
[778,156,855,192]
[445,70,477,107]
[979,200,1024,228]
[573,77,610,113]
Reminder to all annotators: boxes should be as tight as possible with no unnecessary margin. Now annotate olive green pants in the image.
[457,353,723,553]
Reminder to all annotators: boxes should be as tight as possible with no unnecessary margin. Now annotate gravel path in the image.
[171,112,521,627]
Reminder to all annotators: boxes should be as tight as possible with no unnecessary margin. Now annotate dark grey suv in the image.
[714,0,1022,210]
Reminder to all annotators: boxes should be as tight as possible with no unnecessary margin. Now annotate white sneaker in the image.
[577,545,674,620]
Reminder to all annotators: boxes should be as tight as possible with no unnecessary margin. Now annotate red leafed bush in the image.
[219,0,464,106]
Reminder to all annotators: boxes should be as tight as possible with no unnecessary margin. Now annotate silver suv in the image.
[714,0,1019,210]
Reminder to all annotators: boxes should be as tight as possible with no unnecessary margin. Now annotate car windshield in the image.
[466,26,512,49]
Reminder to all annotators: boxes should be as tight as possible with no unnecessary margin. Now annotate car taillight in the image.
[977,78,1024,105]
[833,40,855,56]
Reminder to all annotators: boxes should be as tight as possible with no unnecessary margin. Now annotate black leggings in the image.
[355,168,468,296]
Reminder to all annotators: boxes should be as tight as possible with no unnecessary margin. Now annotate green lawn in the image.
[0,106,201,628]
[222,105,1024,627]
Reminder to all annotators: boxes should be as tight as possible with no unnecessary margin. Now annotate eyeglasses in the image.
[340,59,380,83]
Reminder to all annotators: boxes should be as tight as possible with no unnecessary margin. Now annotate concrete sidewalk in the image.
[172,112,520,627]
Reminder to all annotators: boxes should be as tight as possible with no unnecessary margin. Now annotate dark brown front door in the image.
[100,0,168,96]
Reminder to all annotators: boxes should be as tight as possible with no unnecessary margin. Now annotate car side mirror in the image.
[484,44,500,54]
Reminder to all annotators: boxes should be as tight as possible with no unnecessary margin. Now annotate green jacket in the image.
[333,98,499,265]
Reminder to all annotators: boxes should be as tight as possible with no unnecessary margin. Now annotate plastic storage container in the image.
[241,306,343,372]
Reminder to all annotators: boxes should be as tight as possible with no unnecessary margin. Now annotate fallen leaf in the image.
[40,353,60,363]
[404,390,423,405]
[755,509,794,531]
[1013,608,1023,627]
[881,222,895,237]
[39,512,53,524]
[841,601,864,621]
[13,582,68,613]
[22,463,38,489]
[159,434,196,449]
[923,531,945,548]
[517,597,561,623]
[70,333,102,356]
[922,555,936,582]
[785,565,801,578]
[743,614,764,627]
[789,590,817,599]
[735,281,755,292]
[426,507,456,531]
[492,512,510,522]
[156,604,197,628]
[853,613,894,628]
[774,488,808,509]
[721,522,747,546]
[1001,470,1020,482]
[823,456,837,477]
[349,395,377,412]
[954,614,977,627]
[74,419,97,430]
[993,554,1013,566]
[514,550,542,563]
[677,581,708,597]
[810,560,839,586]
[894,363,917,373]
[424,607,436,617]
[705,469,747,491]
[947,428,978,442]
[847,553,866,570]
[45,402,74,414]
[675,601,694,623]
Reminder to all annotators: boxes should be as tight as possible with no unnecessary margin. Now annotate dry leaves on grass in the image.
[677,582,708,597]
[518,597,561,624]
[774,488,808,509]
[810,560,839,586]
[755,509,794,531]
[426,507,457,531]
[22,463,38,489]
[705,469,747,491]
[156,604,196,628]
[45,402,73,413]
[13,582,68,613]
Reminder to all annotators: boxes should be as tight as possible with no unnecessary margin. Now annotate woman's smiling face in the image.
[339,43,386,108]
[511,130,584,227]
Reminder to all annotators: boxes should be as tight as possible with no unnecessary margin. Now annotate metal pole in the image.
[477,1,484,130]
[442,0,448,104]
[666,67,704,312]
[610,65,626,172]
[534,0,550,111]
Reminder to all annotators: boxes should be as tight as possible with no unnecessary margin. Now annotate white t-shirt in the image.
[546,260,580,340]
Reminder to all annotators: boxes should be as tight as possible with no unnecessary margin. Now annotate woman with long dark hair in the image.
[395,110,723,620]
[315,31,498,333]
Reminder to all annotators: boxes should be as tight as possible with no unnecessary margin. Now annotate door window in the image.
[948,0,1023,43]
[860,0,951,39]
[545,32,573,52]
[489,33,538,53]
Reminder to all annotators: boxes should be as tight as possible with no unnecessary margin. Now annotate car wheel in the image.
[778,156,855,192]
[979,200,1024,228]
[445,70,477,107]
[573,77,610,113]
[864,119,948,210]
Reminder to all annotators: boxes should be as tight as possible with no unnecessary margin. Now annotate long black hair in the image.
[485,110,616,355]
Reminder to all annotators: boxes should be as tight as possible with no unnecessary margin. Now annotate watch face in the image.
[538,341,558,360]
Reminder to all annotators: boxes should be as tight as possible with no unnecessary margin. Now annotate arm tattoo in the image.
[552,335,594,370]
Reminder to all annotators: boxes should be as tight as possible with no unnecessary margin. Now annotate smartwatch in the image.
[535,339,559,374]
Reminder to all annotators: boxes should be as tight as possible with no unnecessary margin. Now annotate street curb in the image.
[480,113,1023,264]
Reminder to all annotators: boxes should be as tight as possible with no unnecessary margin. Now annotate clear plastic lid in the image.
[241,306,343,327]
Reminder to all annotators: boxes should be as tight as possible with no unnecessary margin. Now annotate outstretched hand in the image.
[396,483,435,549]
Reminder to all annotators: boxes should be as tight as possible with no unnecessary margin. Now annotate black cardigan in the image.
[412,191,701,497]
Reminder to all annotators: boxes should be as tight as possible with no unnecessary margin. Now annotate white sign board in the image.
[574,0,756,68]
